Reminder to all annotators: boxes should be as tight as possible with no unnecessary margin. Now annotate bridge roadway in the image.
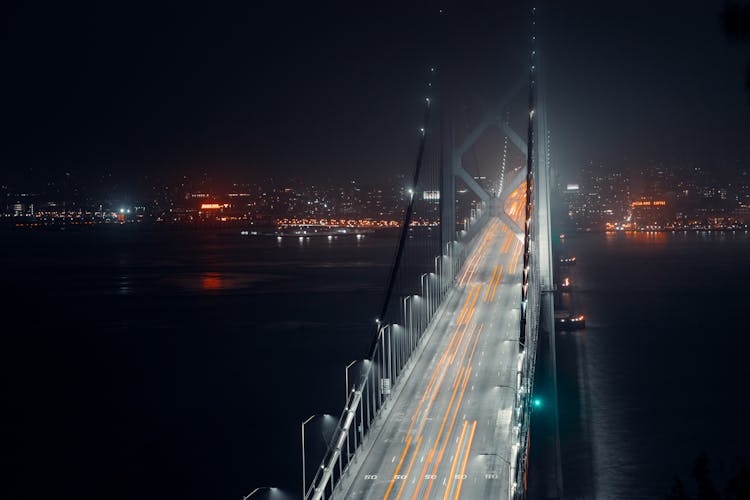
[339,211,524,499]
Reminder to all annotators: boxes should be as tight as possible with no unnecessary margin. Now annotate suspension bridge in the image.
[249,7,559,500]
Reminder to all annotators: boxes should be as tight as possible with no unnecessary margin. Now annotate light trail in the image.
[458,220,499,286]
[442,420,469,500]
[394,436,422,499]
[484,265,499,302]
[429,324,483,484]
[413,321,483,499]
[382,436,413,500]
[453,420,478,500]
[490,265,505,303]
[456,285,477,325]
[339,214,524,499]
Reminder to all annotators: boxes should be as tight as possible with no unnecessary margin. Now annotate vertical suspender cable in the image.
[521,29,535,347]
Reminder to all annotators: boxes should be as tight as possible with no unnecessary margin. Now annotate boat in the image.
[560,277,572,290]
[555,312,585,331]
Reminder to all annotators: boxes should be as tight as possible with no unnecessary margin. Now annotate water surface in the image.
[555,231,750,498]
[2,229,395,500]
[4,228,749,499]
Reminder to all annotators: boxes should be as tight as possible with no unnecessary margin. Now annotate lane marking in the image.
[395,436,423,499]
[442,420,468,500]
[457,220,498,286]
[453,420,478,500]
[456,285,477,326]
[460,286,482,328]
[490,265,505,303]
[383,436,413,500]
[411,322,481,499]
[423,324,484,497]
[372,218,508,498]
[483,265,498,302]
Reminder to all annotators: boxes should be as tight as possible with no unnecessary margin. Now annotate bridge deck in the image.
[338,214,524,499]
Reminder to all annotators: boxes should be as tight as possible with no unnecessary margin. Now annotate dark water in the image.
[2,228,397,500]
[554,231,750,499]
[3,229,750,500]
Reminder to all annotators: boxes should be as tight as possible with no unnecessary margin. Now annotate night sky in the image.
[2,1,749,187]
[545,1,750,180]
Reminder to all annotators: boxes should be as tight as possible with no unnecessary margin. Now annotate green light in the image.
[532,397,543,408]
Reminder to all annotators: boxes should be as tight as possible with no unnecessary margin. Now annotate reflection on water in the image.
[2,228,400,499]
[558,290,572,311]
[118,275,132,295]
[198,272,268,291]
[201,272,222,290]
[169,271,280,292]
[624,230,667,244]
[604,230,669,245]
[556,231,750,498]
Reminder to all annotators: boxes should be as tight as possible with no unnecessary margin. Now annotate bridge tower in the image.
[250,7,561,500]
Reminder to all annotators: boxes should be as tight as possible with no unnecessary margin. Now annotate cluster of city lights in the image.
[275,218,439,228]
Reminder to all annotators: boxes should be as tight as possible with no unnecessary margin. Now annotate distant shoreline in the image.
[1,220,407,236]
[562,227,750,234]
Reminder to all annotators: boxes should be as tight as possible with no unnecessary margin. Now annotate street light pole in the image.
[402,295,411,352]
[345,360,358,405]
[411,295,420,342]
[452,246,456,285]
[435,255,442,300]
[301,414,317,499]
[429,272,436,316]
[495,454,513,500]
[243,486,275,499]
[385,325,392,391]
[420,273,429,327]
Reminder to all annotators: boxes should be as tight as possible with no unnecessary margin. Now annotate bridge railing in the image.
[510,234,541,497]
[303,203,488,500]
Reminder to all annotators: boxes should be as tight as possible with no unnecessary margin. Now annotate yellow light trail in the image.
[382,436,412,500]
[442,420,468,500]
[453,421,478,500]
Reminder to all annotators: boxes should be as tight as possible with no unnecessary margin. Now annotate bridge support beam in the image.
[440,76,529,252]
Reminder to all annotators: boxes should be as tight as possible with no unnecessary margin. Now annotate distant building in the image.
[562,183,585,229]
[569,162,630,229]
[631,198,671,229]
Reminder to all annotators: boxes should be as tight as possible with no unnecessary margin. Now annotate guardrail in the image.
[511,236,541,498]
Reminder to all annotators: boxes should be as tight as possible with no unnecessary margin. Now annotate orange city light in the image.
[631,200,666,207]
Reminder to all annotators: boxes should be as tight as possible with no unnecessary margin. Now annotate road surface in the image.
[337,190,526,500]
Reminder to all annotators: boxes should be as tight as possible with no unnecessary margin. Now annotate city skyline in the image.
[6,161,750,233]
